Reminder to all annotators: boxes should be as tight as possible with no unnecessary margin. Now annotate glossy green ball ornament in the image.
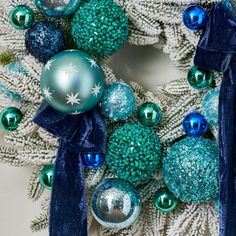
[153,187,178,212]
[39,165,54,190]
[137,102,162,127]
[9,5,34,30]
[187,66,214,90]
[40,50,105,114]
[0,107,23,131]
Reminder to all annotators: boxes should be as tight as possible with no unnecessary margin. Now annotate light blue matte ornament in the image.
[100,83,136,121]
[81,153,105,168]
[35,0,81,17]
[40,50,105,114]
[91,178,141,229]
[201,87,220,126]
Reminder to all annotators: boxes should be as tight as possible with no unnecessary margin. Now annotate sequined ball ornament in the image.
[9,5,34,30]
[163,137,219,202]
[35,0,81,17]
[106,123,161,182]
[183,5,208,30]
[25,21,65,63]
[91,178,141,229]
[39,165,54,190]
[40,50,105,114]
[71,0,129,57]
[0,107,23,131]
[100,83,136,121]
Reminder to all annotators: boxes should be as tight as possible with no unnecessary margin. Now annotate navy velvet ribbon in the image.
[194,3,236,236]
[33,101,105,236]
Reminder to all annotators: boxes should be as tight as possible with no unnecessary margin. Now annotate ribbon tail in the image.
[49,140,87,236]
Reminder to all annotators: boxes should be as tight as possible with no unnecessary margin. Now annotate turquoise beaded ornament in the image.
[163,137,219,202]
[71,0,129,57]
[106,123,161,182]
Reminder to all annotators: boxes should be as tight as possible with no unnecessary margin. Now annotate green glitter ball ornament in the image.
[39,165,54,190]
[187,65,214,90]
[153,187,178,213]
[0,107,23,131]
[106,123,161,182]
[9,5,34,30]
[163,137,219,203]
[71,0,129,57]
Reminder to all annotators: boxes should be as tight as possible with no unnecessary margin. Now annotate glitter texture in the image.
[25,21,65,63]
[201,87,220,126]
[163,137,219,202]
[71,0,129,57]
[106,123,161,182]
[91,178,141,229]
[100,82,136,121]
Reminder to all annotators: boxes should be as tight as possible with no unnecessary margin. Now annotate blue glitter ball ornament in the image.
[100,83,136,121]
[81,153,105,168]
[25,21,65,62]
[91,178,141,229]
[183,5,208,30]
[163,137,219,202]
[35,0,81,17]
[106,123,161,182]
[71,0,129,57]
[201,87,220,126]
[183,112,208,137]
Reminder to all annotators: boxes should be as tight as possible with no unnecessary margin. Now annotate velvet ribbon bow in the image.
[194,3,236,236]
[33,101,105,236]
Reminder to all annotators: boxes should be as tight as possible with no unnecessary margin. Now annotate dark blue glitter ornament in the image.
[25,21,65,62]
[183,112,208,137]
[183,6,208,30]
[81,153,105,168]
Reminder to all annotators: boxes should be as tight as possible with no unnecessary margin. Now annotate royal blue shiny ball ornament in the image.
[163,137,219,202]
[91,178,142,229]
[40,50,105,114]
[81,153,105,168]
[183,112,208,137]
[25,21,65,62]
[183,5,208,30]
[35,0,81,17]
[100,83,136,121]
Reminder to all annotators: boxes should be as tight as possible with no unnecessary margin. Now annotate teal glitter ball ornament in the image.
[40,50,105,114]
[137,102,162,127]
[201,87,220,126]
[153,187,178,213]
[91,178,142,229]
[163,137,219,202]
[71,0,129,57]
[39,165,54,190]
[0,107,23,131]
[107,123,161,182]
[100,83,136,121]
[35,0,81,17]
[187,65,214,90]
[9,5,34,30]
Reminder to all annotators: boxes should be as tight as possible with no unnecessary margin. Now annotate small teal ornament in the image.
[71,0,129,57]
[183,5,208,30]
[40,50,105,114]
[100,83,136,121]
[81,153,105,168]
[35,0,81,17]
[137,102,162,127]
[106,123,161,182]
[214,198,219,214]
[163,137,219,202]
[183,112,208,137]
[91,178,141,229]
[9,5,34,30]
[0,107,23,131]
[201,87,220,126]
[39,165,54,190]
[153,187,178,213]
